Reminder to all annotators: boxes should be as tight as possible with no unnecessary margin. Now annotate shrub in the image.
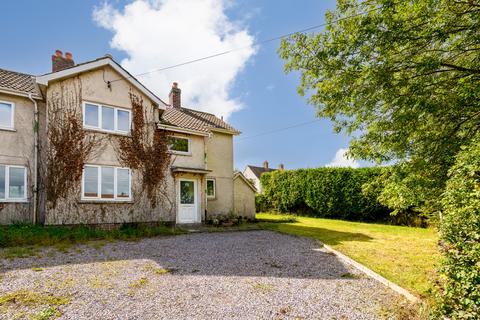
[435,137,480,319]
[260,167,390,222]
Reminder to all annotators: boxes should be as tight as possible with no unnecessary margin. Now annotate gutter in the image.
[28,93,39,225]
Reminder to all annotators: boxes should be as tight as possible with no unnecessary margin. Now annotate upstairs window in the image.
[83,102,131,134]
[0,101,14,130]
[0,165,27,201]
[206,179,215,198]
[82,165,131,201]
[168,137,190,154]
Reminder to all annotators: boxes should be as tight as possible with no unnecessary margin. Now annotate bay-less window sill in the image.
[207,196,216,200]
[168,151,192,156]
[0,199,29,203]
[83,127,131,137]
[78,199,134,204]
[0,127,16,132]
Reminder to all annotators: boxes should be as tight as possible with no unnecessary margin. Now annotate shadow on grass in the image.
[259,223,373,246]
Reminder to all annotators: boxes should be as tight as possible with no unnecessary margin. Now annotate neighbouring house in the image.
[0,50,254,225]
[233,171,256,219]
[243,161,284,193]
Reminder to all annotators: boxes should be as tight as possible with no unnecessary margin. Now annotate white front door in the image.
[177,179,199,223]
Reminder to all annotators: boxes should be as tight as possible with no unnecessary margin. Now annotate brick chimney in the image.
[52,49,75,72]
[169,82,181,108]
[263,160,269,169]
[278,163,284,170]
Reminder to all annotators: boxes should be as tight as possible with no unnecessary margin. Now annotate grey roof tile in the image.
[161,107,240,135]
[0,68,39,96]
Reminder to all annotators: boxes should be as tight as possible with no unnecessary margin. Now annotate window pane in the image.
[180,181,195,204]
[84,166,98,197]
[0,102,13,128]
[169,137,189,152]
[102,106,115,131]
[8,167,25,199]
[117,110,130,132]
[84,104,99,127]
[0,165,5,199]
[207,180,215,197]
[117,169,130,198]
[101,167,114,198]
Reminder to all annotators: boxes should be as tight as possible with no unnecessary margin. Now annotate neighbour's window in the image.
[0,165,27,201]
[82,165,131,201]
[206,179,215,198]
[83,102,131,134]
[0,101,14,130]
[168,137,190,154]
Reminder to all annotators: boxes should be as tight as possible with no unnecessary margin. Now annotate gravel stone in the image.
[0,230,402,319]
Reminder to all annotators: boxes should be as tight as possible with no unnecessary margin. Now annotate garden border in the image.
[315,241,419,303]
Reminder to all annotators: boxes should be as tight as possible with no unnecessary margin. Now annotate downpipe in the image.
[28,93,39,224]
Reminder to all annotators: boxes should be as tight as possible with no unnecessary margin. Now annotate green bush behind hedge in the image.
[435,137,480,319]
[258,167,390,222]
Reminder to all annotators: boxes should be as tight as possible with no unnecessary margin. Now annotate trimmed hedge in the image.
[435,137,480,319]
[259,167,390,222]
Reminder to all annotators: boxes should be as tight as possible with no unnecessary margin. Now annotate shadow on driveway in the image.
[0,230,366,280]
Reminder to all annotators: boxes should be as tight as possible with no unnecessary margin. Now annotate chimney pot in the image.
[279,164,284,170]
[52,49,75,72]
[169,82,181,108]
[263,160,269,169]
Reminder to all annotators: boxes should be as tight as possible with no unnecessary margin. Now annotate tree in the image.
[278,0,480,216]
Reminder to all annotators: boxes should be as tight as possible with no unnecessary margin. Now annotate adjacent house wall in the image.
[206,131,234,217]
[243,167,261,193]
[0,93,45,224]
[43,66,176,225]
[233,174,256,219]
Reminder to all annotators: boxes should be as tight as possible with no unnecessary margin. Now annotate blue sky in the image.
[0,0,359,171]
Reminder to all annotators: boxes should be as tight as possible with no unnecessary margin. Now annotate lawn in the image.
[257,213,440,298]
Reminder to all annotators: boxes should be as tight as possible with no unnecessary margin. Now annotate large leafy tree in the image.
[279,0,480,216]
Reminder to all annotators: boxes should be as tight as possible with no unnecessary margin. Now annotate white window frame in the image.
[0,165,27,202]
[82,101,131,134]
[81,165,132,201]
[168,136,191,155]
[206,178,216,199]
[0,100,15,131]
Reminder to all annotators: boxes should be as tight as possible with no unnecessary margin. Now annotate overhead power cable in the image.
[236,119,321,142]
[108,6,381,83]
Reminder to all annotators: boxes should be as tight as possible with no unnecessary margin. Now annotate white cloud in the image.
[93,0,256,119]
[325,148,360,168]
[266,84,275,91]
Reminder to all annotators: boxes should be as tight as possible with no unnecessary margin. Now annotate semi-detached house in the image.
[0,50,255,226]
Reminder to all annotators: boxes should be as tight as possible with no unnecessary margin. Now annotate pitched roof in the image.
[245,165,276,179]
[0,68,40,97]
[161,107,240,135]
[234,171,257,192]
[36,57,167,107]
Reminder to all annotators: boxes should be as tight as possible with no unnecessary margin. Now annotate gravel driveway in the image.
[0,230,401,319]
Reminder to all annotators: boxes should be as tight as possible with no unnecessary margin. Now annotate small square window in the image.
[206,179,215,198]
[0,165,27,201]
[168,137,190,153]
[0,101,14,129]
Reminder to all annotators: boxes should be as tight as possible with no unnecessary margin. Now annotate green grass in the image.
[0,223,185,251]
[257,213,440,298]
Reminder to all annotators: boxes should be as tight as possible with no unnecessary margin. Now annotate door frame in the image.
[176,178,200,224]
